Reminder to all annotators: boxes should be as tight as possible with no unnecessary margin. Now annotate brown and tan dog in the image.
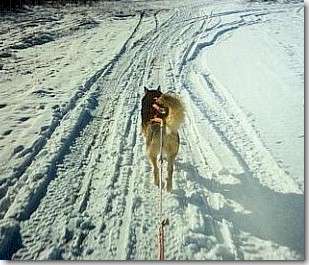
[141,86,185,191]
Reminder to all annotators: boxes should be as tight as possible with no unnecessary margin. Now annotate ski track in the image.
[0,1,303,261]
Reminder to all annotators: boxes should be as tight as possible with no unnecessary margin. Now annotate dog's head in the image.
[142,85,163,112]
[142,85,162,104]
[141,85,165,123]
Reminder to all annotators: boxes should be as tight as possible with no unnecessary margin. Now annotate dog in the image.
[141,85,185,192]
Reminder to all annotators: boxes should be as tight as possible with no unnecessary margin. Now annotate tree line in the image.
[0,0,102,11]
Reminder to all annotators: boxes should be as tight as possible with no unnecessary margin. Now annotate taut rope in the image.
[158,119,169,260]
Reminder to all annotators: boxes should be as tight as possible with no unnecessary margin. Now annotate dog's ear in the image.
[157,85,161,92]
[144,86,149,93]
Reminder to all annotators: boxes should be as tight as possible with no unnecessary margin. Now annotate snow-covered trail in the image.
[0,1,303,260]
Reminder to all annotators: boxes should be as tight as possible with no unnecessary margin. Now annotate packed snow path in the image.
[0,1,303,260]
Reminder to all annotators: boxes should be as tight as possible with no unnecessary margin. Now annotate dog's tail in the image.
[158,93,185,132]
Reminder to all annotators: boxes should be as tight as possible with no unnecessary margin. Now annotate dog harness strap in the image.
[158,119,164,260]
[159,119,164,221]
[159,222,164,260]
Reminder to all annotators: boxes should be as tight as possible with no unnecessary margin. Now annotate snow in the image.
[0,0,304,261]
[202,3,304,190]
[0,5,140,181]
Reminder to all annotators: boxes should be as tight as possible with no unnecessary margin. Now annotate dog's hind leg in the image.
[149,153,159,187]
[146,125,160,187]
[166,155,176,192]
[164,132,179,192]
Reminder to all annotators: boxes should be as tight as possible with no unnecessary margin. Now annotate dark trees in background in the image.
[0,0,97,11]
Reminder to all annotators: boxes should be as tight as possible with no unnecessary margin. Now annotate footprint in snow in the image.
[18,116,31,123]
[2,129,12,136]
